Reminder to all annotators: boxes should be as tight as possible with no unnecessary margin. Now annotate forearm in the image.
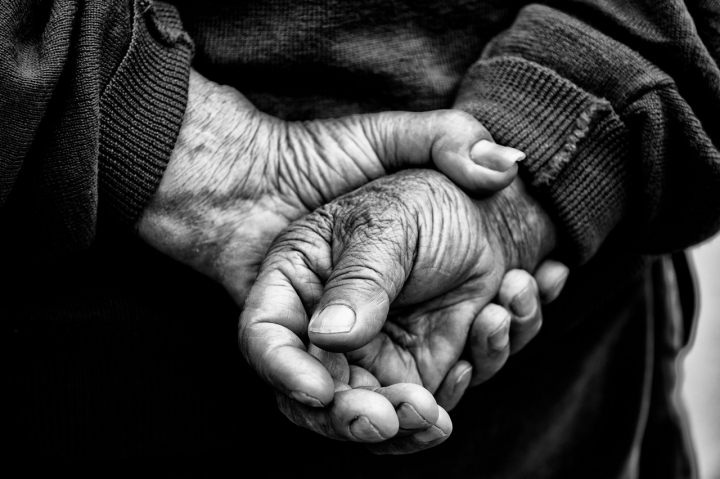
[137,69,288,301]
[138,69,275,233]
[455,3,720,264]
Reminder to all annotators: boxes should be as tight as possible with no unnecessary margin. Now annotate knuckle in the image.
[436,109,474,127]
[500,270,534,299]
[435,109,491,141]
[482,303,510,322]
[513,309,542,332]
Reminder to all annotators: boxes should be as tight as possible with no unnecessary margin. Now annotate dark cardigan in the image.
[4,0,719,476]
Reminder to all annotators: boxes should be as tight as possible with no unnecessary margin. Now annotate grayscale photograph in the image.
[4,0,719,477]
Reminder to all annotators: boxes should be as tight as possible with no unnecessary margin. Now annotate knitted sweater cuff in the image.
[98,1,193,227]
[455,56,630,265]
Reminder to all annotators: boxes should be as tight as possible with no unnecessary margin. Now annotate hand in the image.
[239,170,559,453]
[138,70,525,305]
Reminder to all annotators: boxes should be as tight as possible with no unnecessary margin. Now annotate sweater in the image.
[2,1,718,264]
[4,0,720,476]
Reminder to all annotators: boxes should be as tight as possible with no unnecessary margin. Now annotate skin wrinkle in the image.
[312,174,494,376]
[392,282,484,321]
[276,394,335,436]
[332,195,416,281]
[294,123,331,205]
[396,403,433,433]
[236,166,559,449]
[373,332,422,384]
[180,111,362,292]
[288,123,350,210]
[331,116,384,180]
[400,178,488,304]
[243,119,283,197]
[277,260,321,321]
[390,306,455,354]
[277,124,320,211]
[284,117,387,210]
[299,126,340,205]
[298,272,330,316]
[360,111,397,171]
[336,235,413,291]
[349,416,385,441]
[248,331,304,376]
[145,70,559,449]
[385,328,438,384]
[336,173,514,388]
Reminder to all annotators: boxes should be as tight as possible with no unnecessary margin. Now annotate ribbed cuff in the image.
[98,1,193,227]
[455,56,630,264]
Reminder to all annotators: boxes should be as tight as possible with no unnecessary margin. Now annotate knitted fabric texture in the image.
[4,0,720,473]
[0,1,192,257]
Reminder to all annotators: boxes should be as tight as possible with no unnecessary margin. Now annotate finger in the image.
[348,365,382,388]
[308,343,350,383]
[347,366,439,432]
[307,219,415,353]
[344,331,424,388]
[365,406,452,455]
[468,303,511,386]
[239,229,337,407]
[349,110,524,194]
[275,387,400,443]
[358,383,440,432]
[498,269,543,354]
[434,359,472,411]
[534,259,570,304]
[239,289,334,407]
[469,139,525,172]
[436,155,519,195]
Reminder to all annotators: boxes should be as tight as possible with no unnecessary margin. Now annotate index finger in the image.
[239,255,336,407]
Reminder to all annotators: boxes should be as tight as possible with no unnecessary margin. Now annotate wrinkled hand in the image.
[138,70,524,305]
[239,171,561,454]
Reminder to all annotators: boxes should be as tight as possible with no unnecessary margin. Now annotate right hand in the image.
[138,70,525,306]
[239,171,562,454]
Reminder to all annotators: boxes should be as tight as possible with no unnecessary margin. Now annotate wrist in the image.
[137,70,287,299]
[482,177,557,272]
[152,70,264,204]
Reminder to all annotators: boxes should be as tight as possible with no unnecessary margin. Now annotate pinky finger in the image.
[534,260,570,304]
[434,360,473,412]
[365,406,453,455]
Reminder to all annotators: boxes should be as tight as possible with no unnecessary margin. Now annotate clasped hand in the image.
[239,171,563,454]
[138,71,567,455]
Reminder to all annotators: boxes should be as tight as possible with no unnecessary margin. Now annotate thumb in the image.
[307,209,416,353]
[349,109,524,194]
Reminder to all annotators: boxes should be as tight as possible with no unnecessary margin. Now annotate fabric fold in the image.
[99,1,193,227]
[456,56,629,264]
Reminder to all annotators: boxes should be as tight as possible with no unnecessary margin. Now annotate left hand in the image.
[239,170,561,454]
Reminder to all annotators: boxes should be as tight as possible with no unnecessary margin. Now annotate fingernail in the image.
[455,366,472,389]
[470,140,526,171]
[350,416,385,442]
[309,305,356,334]
[290,390,324,407]
[413,425,447,444]
[550,271,569,298]
[488,318,510,352]
[510,287,536,318]
[397,403,431,430]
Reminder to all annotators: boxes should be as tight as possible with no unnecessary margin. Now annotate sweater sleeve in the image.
[0,0,192,258]
[453,2,720,265]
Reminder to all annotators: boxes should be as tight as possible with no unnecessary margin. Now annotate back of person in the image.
[8,1,717,477]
